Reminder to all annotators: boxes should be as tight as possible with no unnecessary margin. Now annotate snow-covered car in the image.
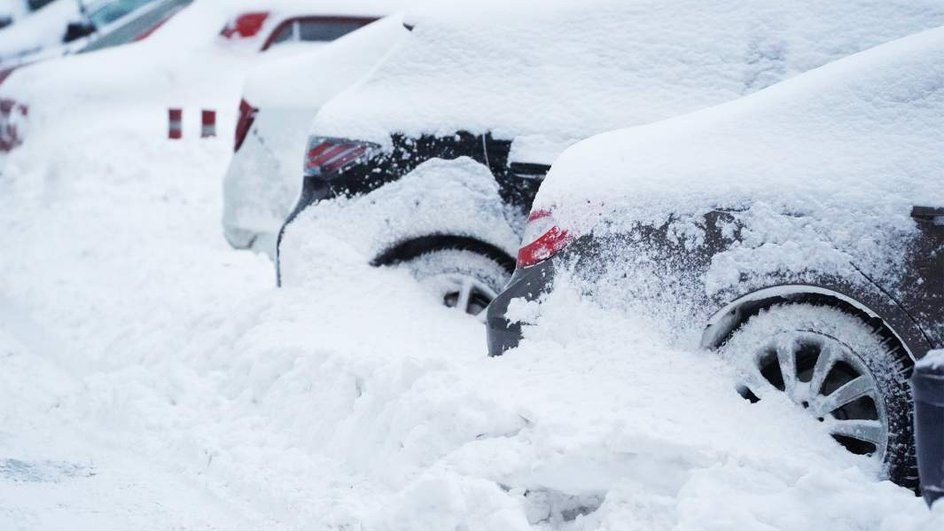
[0,0,363,154]
[221,13,408,256]
[276,0,944,316]
[0,0,190,152]
[0,0,190,66]
[485,26,944,489]
[0,0,78,64]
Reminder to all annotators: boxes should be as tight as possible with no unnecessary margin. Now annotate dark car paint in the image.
[486,208,944,358]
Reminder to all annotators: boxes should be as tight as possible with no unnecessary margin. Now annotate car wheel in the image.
[717,303,916,488]
[402,249,511,318]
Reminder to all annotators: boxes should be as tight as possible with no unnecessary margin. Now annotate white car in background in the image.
[222,14,407,255]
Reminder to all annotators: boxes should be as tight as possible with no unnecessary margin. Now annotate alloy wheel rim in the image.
[737,331,889,462]
[436,274,497,318]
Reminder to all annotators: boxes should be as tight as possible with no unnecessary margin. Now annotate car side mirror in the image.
[63,21,96,43]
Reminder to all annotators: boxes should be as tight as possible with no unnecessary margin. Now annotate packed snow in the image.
[311,0,944,160]
[1,0,943,529]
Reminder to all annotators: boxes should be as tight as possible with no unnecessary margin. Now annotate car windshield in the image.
[86,0,157,28]
[267,18,372,49]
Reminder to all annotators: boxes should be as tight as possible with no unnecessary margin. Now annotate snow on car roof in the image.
[240,14,408,108]
[310,0,944,154]
[536,26,944,229]
[0,0,79,63]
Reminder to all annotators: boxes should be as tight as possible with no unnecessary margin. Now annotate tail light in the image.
[220,12,270,39]
[304,137,377,177]
[233,99,257,152]
[517,209,572,268]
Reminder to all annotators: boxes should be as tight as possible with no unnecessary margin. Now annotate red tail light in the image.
[304,137,377,176]
[220,12,270,39]
[517,209,572,268]
[234,99,257,152]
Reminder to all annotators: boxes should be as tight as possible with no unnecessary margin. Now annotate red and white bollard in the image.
[168,108,182,139]
[201,109,216,138]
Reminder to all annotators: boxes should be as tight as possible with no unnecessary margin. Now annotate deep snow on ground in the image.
[1,102,943,530]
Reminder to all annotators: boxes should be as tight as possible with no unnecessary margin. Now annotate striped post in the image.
[168,108,182,139]
[201,109,216,138]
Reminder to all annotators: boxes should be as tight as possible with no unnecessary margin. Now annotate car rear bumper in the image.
[486,258,555,356]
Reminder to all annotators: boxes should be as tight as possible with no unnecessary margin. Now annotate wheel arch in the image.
[700,284,933,363]
[370,234,517,274]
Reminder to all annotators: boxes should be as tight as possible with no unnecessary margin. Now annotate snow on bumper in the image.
[278,156,522,286]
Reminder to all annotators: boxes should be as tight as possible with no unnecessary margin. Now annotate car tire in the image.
[402,249,511,318]
[717,303,916,489]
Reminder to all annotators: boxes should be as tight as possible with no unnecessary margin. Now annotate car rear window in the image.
[88,0,157,28]
[264,17,374,50]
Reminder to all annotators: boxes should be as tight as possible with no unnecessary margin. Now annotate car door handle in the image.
[912,206,944,226]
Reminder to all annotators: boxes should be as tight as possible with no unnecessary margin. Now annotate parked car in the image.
[275,0,944,316]
[0,0,192,66]
[0,0,192,152]
[0,0,78,64]
[486,26,944,490]
[0,0,380,154]
[222,12,408,256]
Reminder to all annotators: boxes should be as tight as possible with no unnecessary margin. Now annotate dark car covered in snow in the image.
[486,27,944,489]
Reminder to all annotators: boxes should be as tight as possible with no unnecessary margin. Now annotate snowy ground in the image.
[1,92,943,531]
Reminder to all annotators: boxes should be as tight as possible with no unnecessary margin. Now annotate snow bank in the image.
[311,0,944,156]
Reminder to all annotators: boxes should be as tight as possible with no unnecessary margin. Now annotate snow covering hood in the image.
[241,14,408,109]
[536,26,944,233]
[310,0,944,159]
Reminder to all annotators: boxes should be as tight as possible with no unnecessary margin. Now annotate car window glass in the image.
[267,19,372,49]
[88,0,156,28]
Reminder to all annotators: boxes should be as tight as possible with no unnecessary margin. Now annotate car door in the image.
[903,206,944,349]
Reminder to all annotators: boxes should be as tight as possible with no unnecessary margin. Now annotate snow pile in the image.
[280,156,523,284]
[312,0,944,156]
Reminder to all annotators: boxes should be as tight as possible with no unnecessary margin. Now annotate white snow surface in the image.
[311,0,944,156]
[0,0,78,63]
[241,14,408,109]
[2,7,944,530]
